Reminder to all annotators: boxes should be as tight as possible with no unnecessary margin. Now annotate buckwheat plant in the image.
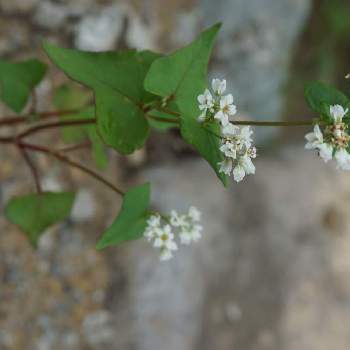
[0,23,349,261]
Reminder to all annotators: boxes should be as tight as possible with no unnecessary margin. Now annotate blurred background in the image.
[1,0,350,349]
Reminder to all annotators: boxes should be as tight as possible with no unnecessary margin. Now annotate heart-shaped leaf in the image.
[96,183,150,250]
[44,43,161,154]
[144,23,227,186]
[5,192,75,246]
[0,58,47,113]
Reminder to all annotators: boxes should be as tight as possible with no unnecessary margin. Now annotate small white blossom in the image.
[179,224,202,245]
[232,164,245,183]
[197,79,257,182]
[198,89,214,111]
[318,143,333,163]
[238,126,253,148]
[305,124,324,150]
[214,94,237,126]
[218,158,233,175]
[188,206,201,222]
[178,207,203,245]
[144,214,161,241]
[144,206,204,261]
[305,106,350,169]
[153,225,178,261]
[170,210,187,227]
[330,104,348,123]
[220,141,237,158]
[222,123,239,136]
[232,153,256,183]
[212,78,226,95]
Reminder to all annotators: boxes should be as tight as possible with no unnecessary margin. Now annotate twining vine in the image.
[0,23,349,261]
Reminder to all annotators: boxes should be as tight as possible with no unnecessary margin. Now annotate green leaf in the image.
[148,101,180,131]
[0,58,47,113]
[43,43,161,154]
[144,23,227,185]
[96,183,150,250]
[53,84,92,142]
[53,84,107,169]
[5,192,75,246]
[181,119,227,185]
[305,81,349,119]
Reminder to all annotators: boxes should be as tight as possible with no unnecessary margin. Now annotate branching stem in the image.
[18,118,96,139]
[19,142,124,196]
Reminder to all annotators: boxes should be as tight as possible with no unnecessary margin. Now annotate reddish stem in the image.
[20,142,124,196]
[0,108,85,127]
[17,144,42,193]
[18,118,96,139]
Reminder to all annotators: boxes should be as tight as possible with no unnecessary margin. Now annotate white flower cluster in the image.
[305,104,350,170]
[144,206,202,261]
[197,79,257,182]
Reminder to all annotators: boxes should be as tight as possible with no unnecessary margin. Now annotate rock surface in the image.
[130,147,350,350]
[201,0,312,141]
[2,1,347,350]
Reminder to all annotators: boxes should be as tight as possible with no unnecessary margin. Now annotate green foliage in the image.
[0,58,47,113]
[305,81,349,120]
[53,84,107,169]
[96,183,150,250]
[43,43,161,154]
[5,192,75,246]
[147,101,180,131]
[181,119,226,184]
[53,84,92,142]
[144,23,226,185]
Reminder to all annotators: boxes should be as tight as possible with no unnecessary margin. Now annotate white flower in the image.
[241,154,256,175]
[147,215,161,228]
[220,94,236,115]
[221,123,239,137]
[198,89,214,111]
[305,124,323,149]
[153,225,178,260]
[188,206,201,222]
[214,94,237,126]
[232,164,245,182]
[238,126,253,148]
[232,154,256,183]
[318,143,333,163]
[214,110,229,126]
[218,158,233,175]
[330,104,348,123]
[212,78,226,95]
[144,215,161,241]
[220,141,237,159]
[170,210,187,227]
[335,148,350,170]
[179,224,202,245]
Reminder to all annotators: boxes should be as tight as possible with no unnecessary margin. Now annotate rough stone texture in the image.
[201,0,312,141]
[2,0,344,349]
[130,147,350,350]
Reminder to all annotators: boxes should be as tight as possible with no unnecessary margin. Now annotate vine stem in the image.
[17,144,42,193]
[19,142,124,196]
[0,108,85,127]
[18,118,96,138]
[146,114,180,124]
[231,120,314,126]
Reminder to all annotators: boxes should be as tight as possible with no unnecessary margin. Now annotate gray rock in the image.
[200,0,312,141]
[74,4,126,51]
[129,146,350,350]
[34,1,69,29]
